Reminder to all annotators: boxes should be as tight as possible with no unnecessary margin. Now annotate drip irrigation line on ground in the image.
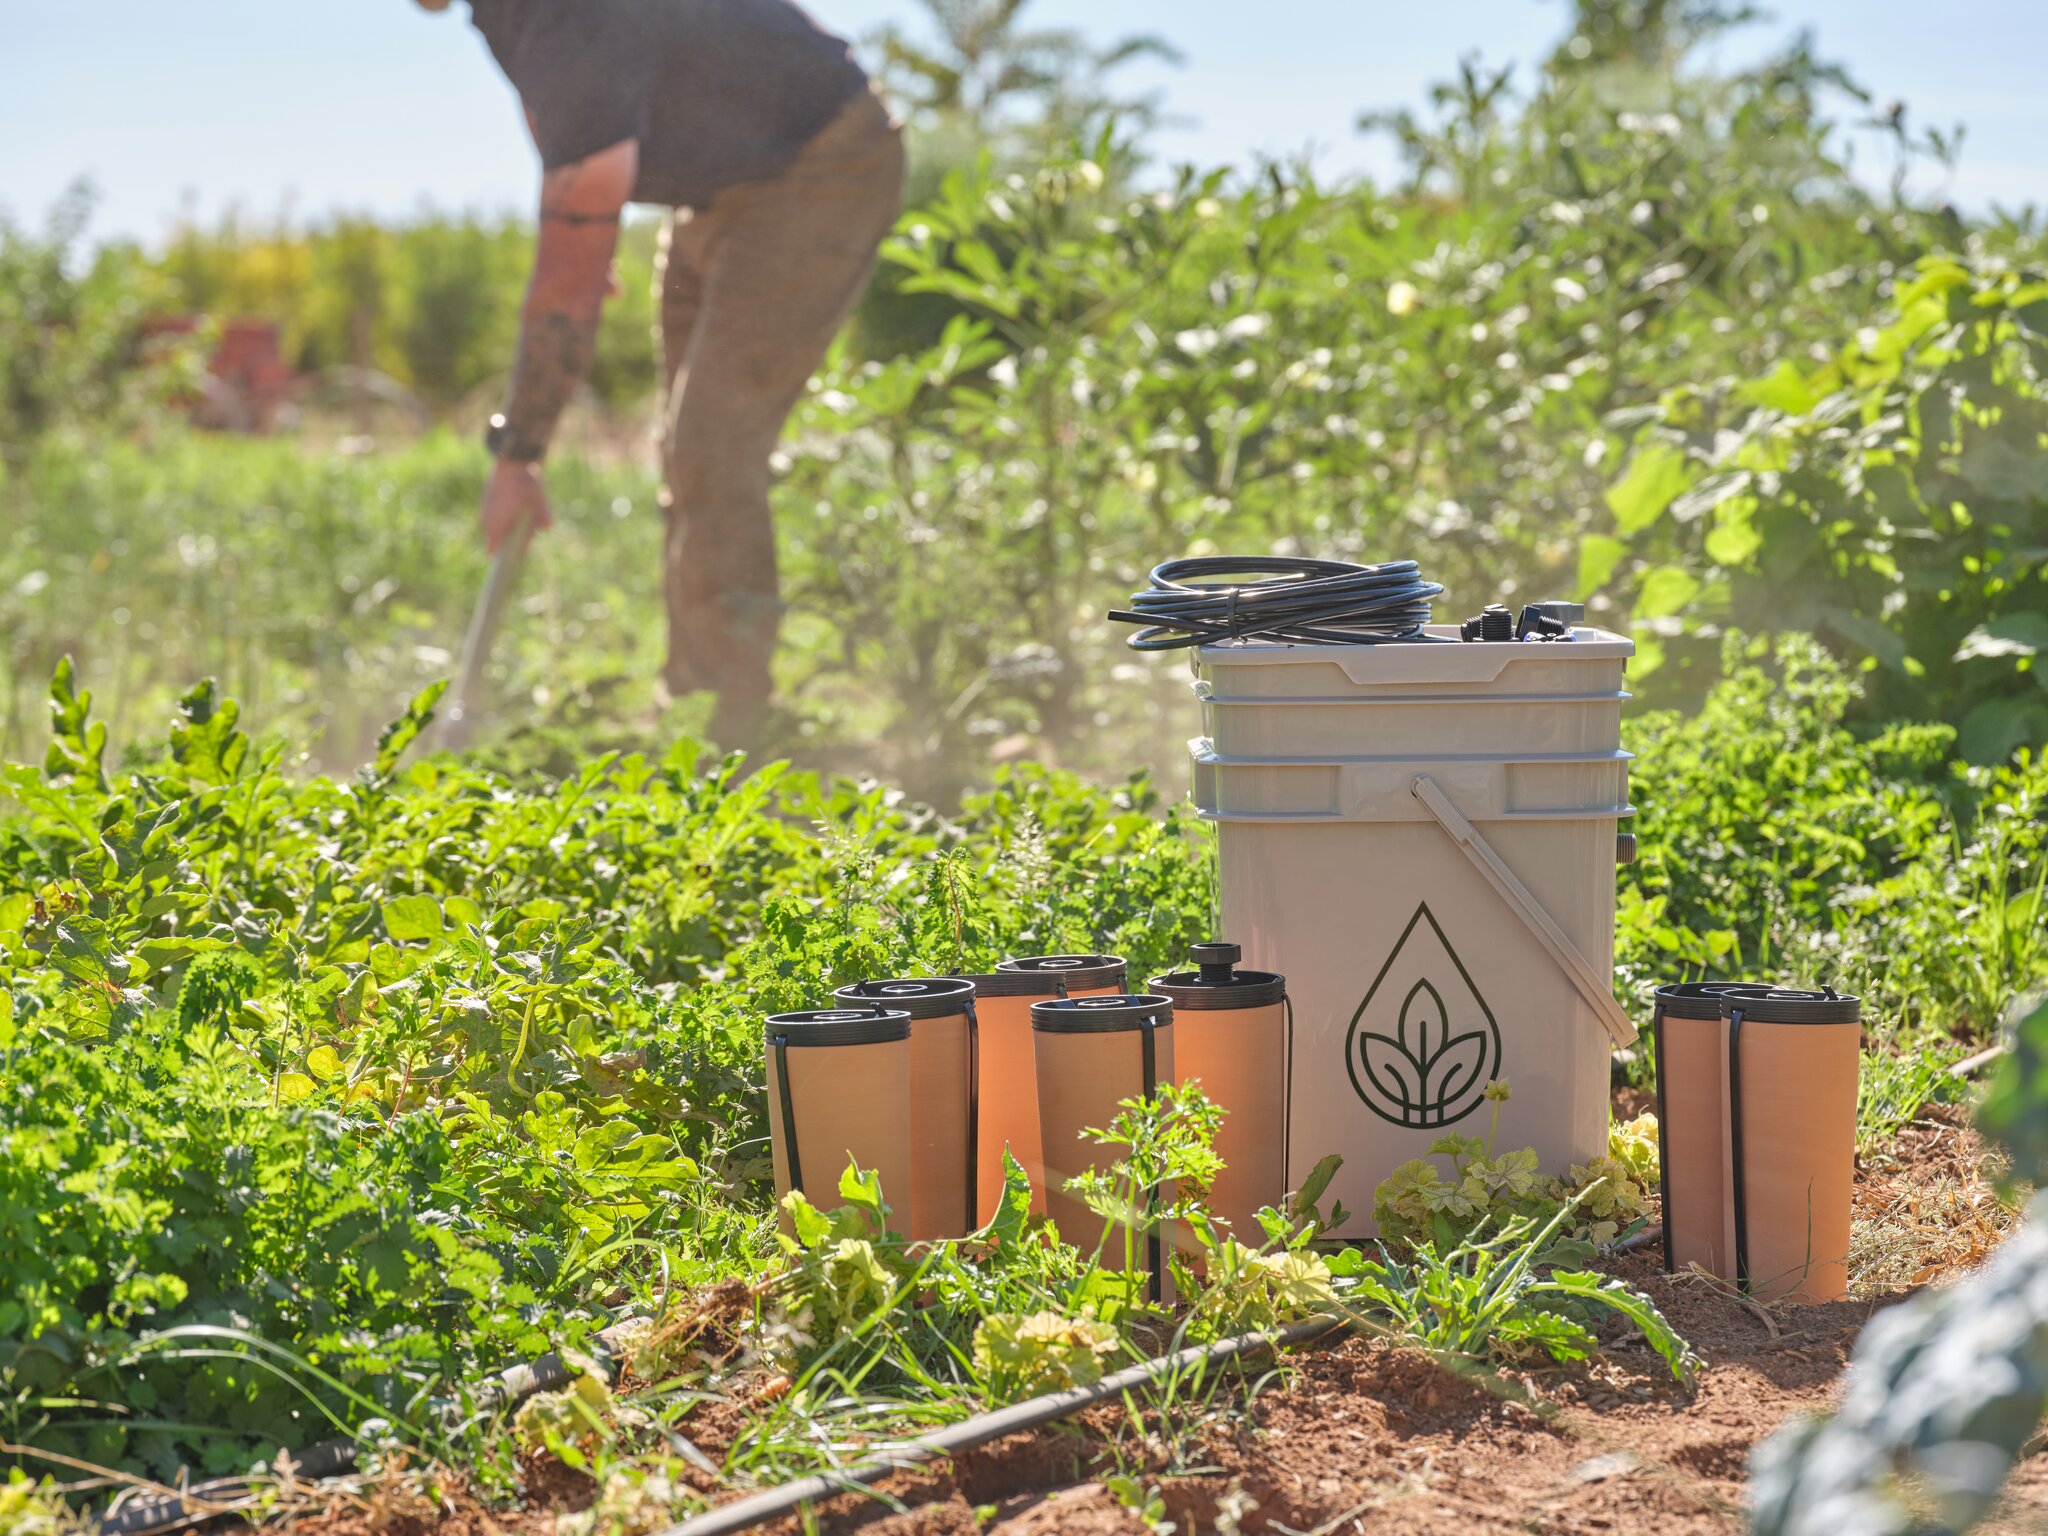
[90,1219,1706,1534]
[652,1314,1349,1536]
[95,1337,616,1536]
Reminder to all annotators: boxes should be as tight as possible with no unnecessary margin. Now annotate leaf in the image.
[1632,565,1702,621]
[1535,1271,1699,1382]
[1605,442,1693,534]
[373,681,448,776]
[1956,613,2048,662]
[1576,535,1627,597]
[971,1150,1034,1249]
[444,895,484,929]
[276,1072,316,1102]
[1494,1307,1599,1363]
[837,1161,891,1231]
[169,679,248,786]
[0,990,14,1050]
[1738,360,1821,415]
[1702,492,1763,567]
[1667,470,1750,525]
[380,895,443,943]
[1288,1153,1343,1220]
[1958,697,2048,764]
[306,1045,344,1081]
[1820,607,1909,673]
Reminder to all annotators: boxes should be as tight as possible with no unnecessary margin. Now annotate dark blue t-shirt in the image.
[468,0,869,209]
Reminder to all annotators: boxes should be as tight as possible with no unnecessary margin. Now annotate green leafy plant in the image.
[1354,1198,1699,1383]
[1858,1045,1967,1153]
[1607,258,2048,760]
[970,1308,1121,1403]
[1063,1082,1224,1307]
[1372,1083,1655,1250]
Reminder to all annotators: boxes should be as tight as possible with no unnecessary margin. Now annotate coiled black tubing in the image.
[1107,556,1443,650]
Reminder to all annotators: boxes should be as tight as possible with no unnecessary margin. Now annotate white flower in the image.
[1386,280,1421,316]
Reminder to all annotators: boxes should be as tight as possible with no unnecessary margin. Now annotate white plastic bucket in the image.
[1191,626,1635,1239]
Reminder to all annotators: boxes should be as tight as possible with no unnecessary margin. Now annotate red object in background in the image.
[142,315,296,433]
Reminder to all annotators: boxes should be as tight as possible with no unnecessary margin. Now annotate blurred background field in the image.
[4,0,2045,799]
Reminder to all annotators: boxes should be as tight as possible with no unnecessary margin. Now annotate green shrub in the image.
[1606,256,2048,756]
[1620,635,2048,1038]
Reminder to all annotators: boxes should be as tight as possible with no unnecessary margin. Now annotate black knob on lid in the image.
[1190,941,1240,985]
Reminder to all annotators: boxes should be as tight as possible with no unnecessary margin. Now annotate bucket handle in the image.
[1410,774,1638,1047]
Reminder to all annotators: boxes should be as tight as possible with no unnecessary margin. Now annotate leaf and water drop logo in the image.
[1345,902,1502,1128]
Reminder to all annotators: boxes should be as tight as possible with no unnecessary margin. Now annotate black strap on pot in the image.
[1282,994,1295,1200]
[1727,1003,1752,1292]
[1650,998,1673,1272]
[772,1032,804,1198]
[1139,1010,1161,1305]
[964,997,981,1236]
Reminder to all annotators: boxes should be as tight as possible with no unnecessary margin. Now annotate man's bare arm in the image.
[496,138,640,459]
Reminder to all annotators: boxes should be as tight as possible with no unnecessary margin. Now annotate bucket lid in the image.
[1149,940,1286,1010]
[833,977,976,1019]
[999,953,1128,991]
[1653,981,1781,1021]
[955,970,1068,998]
[1031,993,1174,1034]
[1717,986,1861,1025]
[764,1008,912,1046]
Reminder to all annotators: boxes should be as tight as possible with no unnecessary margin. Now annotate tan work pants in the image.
[654,87,904,740]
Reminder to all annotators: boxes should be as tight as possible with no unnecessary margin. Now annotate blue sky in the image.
[3,1,2042,245]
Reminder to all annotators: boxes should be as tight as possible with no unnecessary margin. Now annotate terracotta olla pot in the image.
[1717,988,1862,1303]
[763,1008,914,1235]
[1149,942,1290,1241]
[998,952,1128,998]
[957,969,1067,1221]
[1031,993,1175,1302]
[834,978,978,1241]
[1650,981,1777,1277]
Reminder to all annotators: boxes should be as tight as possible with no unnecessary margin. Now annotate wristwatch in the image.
[484,413,546,464]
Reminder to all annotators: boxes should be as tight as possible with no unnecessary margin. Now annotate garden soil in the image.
[261,1107,2035,1536]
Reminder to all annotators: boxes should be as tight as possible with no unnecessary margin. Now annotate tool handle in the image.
[1410,773,1638,1047]
[442,506,541,749]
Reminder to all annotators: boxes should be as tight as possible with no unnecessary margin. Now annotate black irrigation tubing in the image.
[95,1331,632,1536]
[1107,556,1443,650]
[650,1314,1350,1536]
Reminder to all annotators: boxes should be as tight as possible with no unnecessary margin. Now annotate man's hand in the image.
[480,458,552,554]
